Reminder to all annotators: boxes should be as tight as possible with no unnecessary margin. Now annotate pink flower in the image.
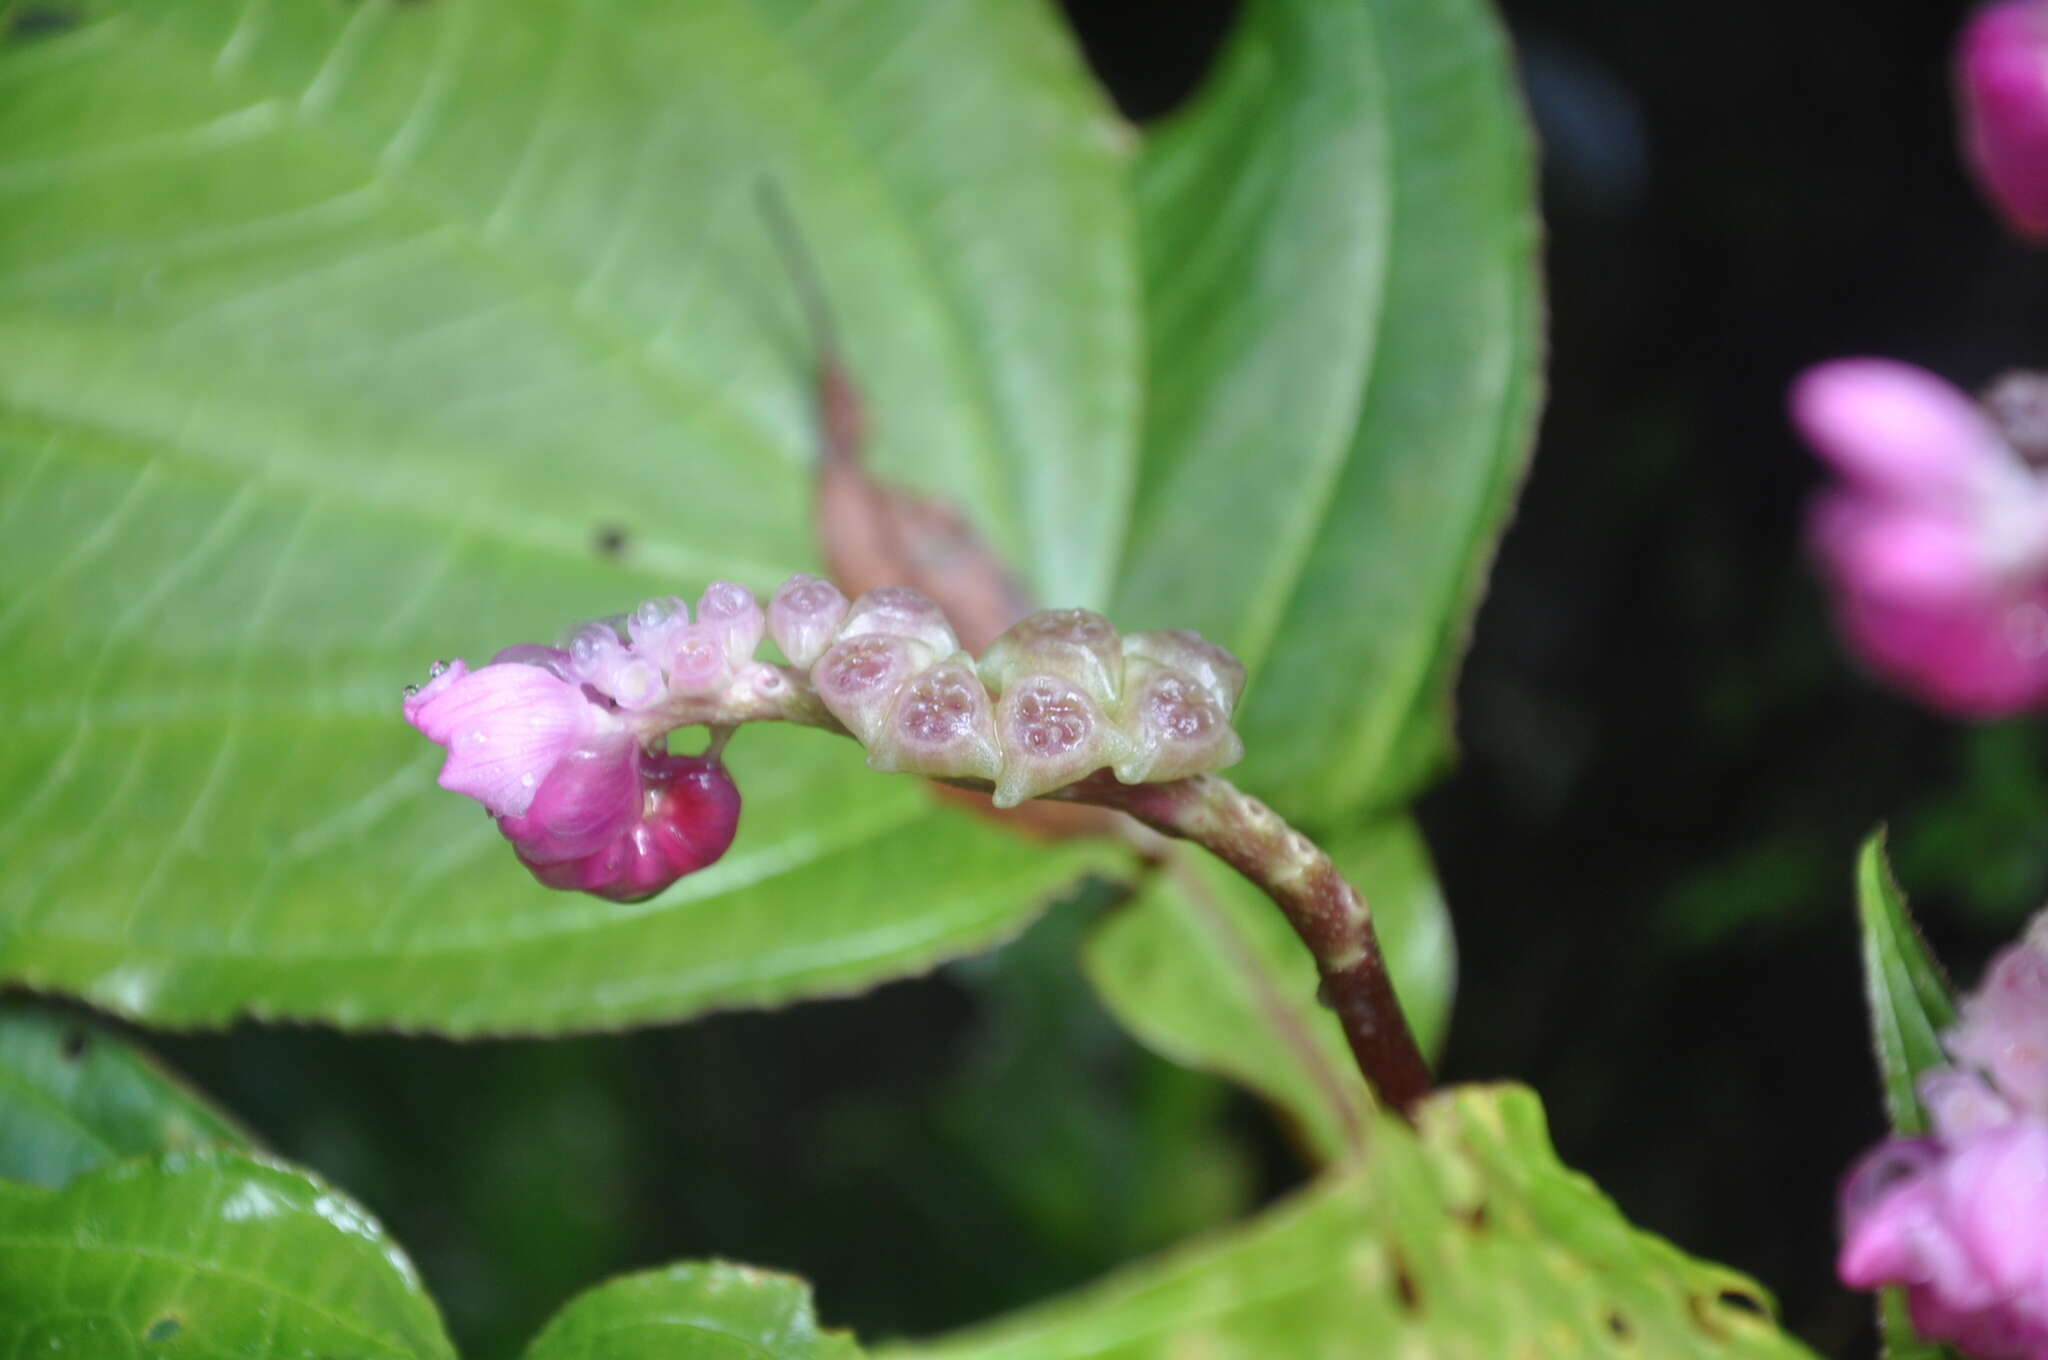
[1841,1116,2048,1359]
[403,658,616,818]
[1959,0,2048,240]
[403,582,770,901]
[1791,359,2048,716]
[1840,925,2048,1357]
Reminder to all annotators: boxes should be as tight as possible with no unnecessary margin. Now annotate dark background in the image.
[147,1,2048,1355]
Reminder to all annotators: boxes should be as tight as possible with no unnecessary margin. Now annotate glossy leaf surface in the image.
[0,1148,455,1358]
[0,1002,248,1187]
[522,1262,862,1360]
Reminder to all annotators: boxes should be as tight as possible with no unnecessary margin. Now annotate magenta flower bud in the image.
[696,580,765,668]
[812,633,936,745]
[1959,0,2048,240]
[1122,628,1248,715]
[514,752,741,903]
[991,674,1135,808]
[1113,660,1245,785]
[838,586,960,658]
[769,574,849,668]
[867,655,1002,781]
[404,658,613,818]
[979,608,1124,707]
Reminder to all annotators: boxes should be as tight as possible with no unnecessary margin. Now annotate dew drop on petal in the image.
[429,659,450,678]
[403,683,420,698]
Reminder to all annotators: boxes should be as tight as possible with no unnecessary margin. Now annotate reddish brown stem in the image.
[1052,771,1433,1118]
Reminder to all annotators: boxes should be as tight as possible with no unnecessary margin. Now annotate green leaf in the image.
[881,1084,1812,1359]
[521,1262,861,1360]
[1084,816,1453,1163]
[0,1147,456,1358]
[1854,832,1965,1360]
[0,1002,248,1187]
[1112,0,1543,821]
[1856,831,1956,1137]
[0,0,1137,1029]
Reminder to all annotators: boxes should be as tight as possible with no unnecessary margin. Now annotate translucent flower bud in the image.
[769,574,850,668]
[696,580,765,667]
[991,674,1135,808]
[1113,659,1244,784]
[627,595,689,653]
[1959,0,2048,240]
[561,621,669,711]
[513,753,742,903]
[1122,629,1247,715]
[489,643,575,679]
[867,655,1002,781]
[838,586,960,657]
[979,608,1124,708]
[658,623,732,696]
[813,633,936,745]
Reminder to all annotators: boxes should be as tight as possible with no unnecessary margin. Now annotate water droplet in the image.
[402,683,420,698]
[429,659,450,678]
[521,771,537,788]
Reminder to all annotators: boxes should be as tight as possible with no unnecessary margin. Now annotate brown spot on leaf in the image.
[592,523,630,560]
[59,1027,88,1061]
[1386,1246,1421,1314]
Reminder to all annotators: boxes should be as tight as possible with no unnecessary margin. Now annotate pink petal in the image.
[1829,580,2048,717]
[1811,495,1990,604]
[1792,359,2007,500]
[406,662,602,817]
[1960,0,2048,239]
[497,737,643,863]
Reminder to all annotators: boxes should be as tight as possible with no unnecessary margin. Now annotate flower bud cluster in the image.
[806,592,1245,808]
[405,574,1247,900]
[1839,916,2048,1357]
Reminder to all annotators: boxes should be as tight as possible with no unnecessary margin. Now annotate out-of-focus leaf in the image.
[1856,831,1956,1137]
[0,1148,455,1358]
[1083,816,1452,1164]
[881,1084,1813,1359]
[0,0,1137,1029]
[1855,832,1965,1360]
[520,1262,861,1360]
[1112,0,1543,821]
[0,1002,247,1187]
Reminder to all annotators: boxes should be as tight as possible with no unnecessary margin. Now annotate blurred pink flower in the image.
[1959,0,2048,239]
[1840,925,2048,1357]
[1791,358,2048,716]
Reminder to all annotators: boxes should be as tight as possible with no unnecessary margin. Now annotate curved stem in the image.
[697,679,1432,1116]
[1048,772,1433,1118]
